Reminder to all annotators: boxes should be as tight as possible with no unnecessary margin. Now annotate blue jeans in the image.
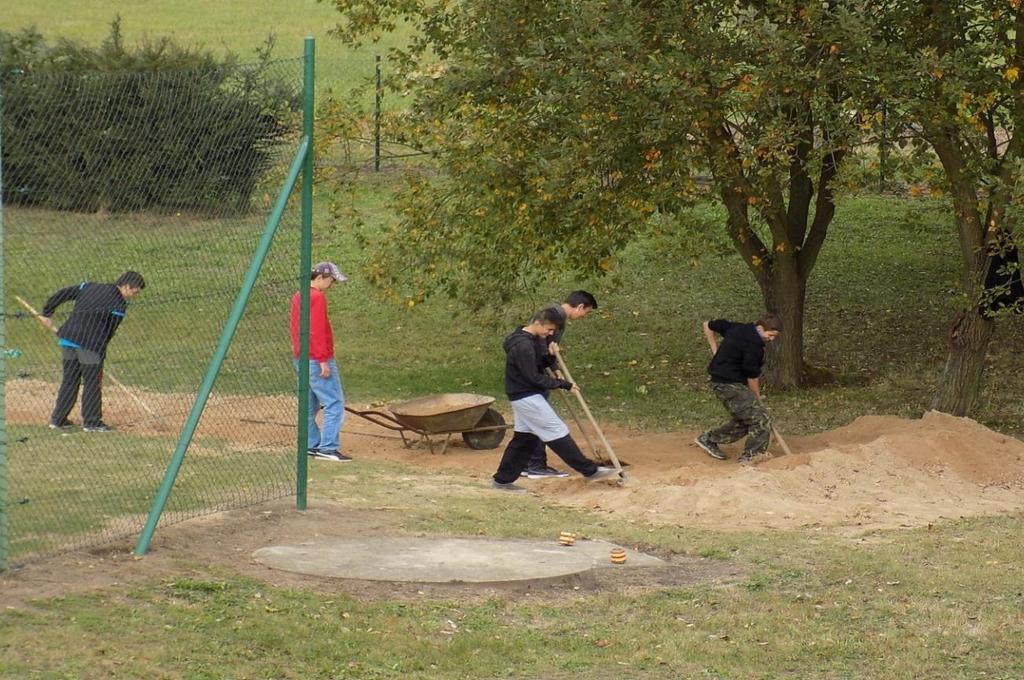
[294,358,345,453]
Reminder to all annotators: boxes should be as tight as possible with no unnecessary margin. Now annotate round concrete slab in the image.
[253,537,664,583]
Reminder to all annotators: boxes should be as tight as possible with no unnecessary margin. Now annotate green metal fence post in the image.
[133,137,310,557]
[297,36,315,511]
[374,55,382,172]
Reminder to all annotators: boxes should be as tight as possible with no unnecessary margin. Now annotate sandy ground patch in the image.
[8,378,1024,535]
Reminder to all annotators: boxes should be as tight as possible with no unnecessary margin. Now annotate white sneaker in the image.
[586,466,621,482]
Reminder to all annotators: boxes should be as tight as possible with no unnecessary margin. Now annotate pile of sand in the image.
[549,411,1024,531]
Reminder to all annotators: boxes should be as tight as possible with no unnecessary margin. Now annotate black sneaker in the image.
[695,434,726,460]
[738,450,768,465]
[491,480,528,492]
[310,450,353,462]
[524,466,570,479]
[82,422,114,432]
[49,419,74,430]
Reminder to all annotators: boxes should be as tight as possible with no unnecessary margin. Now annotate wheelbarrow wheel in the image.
[462,407,507,450]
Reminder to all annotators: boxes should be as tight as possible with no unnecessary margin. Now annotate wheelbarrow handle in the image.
[343,406,410,433]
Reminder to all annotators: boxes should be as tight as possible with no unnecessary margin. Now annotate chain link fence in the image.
[1,54,308,566]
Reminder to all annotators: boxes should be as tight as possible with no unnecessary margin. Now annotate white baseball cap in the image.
[313,261,348,282]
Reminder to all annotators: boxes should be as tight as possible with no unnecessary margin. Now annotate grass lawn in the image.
[7,184,1024,435]
[1,458,1022,679]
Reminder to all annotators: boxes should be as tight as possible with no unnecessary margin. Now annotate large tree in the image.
[332,0,867,386]
[861,1,1024,414]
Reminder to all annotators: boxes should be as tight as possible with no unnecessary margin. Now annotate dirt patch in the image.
[6,378,297,446]
[8,379,1024,534]
[335,408,1024,534]
[0,498,739,610]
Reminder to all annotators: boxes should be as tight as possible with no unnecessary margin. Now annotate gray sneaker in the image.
[738,450,768,465]
[524,466,570,479]
[82,422,114,432]
[491,480,528,493]
[585,466,621,482]
[695,434,727,460]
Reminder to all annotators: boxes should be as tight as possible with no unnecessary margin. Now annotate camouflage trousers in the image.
[705,382,771,455]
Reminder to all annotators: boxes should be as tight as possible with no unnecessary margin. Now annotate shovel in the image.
[760,398,793,457]
[547,367,610,465]
[554,351,626,480]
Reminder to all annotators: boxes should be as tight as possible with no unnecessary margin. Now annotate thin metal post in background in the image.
[878,102,888,193]
[374,55,382,172]
[0,94,8,572]
[297,36,315,510]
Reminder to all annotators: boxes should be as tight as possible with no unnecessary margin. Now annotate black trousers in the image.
[493,432,597,484]
[52,346,104,426]
[527,438,549,469]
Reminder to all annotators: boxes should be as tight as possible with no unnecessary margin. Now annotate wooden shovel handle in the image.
[554,351,624,473]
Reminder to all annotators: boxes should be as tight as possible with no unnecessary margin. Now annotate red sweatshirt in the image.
[290,288,335,360]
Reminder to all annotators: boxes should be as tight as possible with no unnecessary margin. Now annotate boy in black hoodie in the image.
[40,271,146,431]
[694,314,781,464]
[524,289,598,478]
[491,307,619,491]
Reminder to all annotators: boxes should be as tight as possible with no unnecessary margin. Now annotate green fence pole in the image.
[0,96,8,571]
[296,36,315,511]
[134,136,310,557]
[374,55,382,172]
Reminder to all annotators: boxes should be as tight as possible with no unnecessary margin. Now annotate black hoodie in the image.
[706,319,765,384]
[503,327,573,401]
[42,282,128,355]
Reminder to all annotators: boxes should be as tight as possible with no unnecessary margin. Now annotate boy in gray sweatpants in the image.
[491,307,618,491]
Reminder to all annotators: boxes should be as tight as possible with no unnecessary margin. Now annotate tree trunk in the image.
[762,253,806,388]
[717,164,809,389]
[930,307,996,416]
[927,132,1002,417]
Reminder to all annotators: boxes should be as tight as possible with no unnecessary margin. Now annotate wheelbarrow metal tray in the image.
[389,393,495,433]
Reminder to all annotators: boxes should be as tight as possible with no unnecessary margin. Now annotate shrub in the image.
[0,20,301,214]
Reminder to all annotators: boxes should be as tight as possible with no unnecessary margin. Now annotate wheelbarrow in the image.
[344,393,508,454]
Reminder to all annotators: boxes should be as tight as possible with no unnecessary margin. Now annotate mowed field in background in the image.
[2,0,408,95]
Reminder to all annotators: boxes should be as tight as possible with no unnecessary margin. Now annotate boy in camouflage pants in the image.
[694,315,782,464]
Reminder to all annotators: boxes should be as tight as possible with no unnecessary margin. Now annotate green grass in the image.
[7,187,1024,435]
[2,0,409,99]
[6,180,1024,677]
[5,424,292,558]
[2,460,1022,679]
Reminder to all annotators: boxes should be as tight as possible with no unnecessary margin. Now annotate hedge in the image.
[0,20,301,214]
